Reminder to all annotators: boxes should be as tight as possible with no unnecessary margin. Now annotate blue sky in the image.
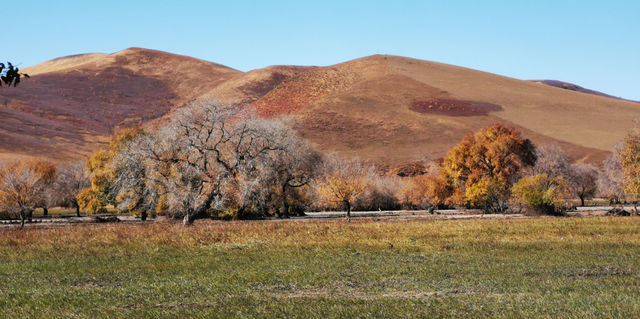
[7,1,640,100]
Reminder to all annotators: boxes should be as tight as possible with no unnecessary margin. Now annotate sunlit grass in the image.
[1,217,639,318]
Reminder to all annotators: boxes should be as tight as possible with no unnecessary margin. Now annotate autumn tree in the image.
[568,163,598,207]
[400,174,453,209]
[510,174,569,215]
[55,161,90,217]
[597,143,625,204]
[441,124,536,213]
[24,159,57,216]
[0,161,44,227]
[620,124,640,213]
[315,156,373,221]
[80,126,144,214]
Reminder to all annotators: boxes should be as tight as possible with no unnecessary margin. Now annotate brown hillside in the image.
[2,49,637,171]
[248,55,639,168]
[0,48,240,160]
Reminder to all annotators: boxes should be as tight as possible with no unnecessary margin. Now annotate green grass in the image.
[1,217,639,318]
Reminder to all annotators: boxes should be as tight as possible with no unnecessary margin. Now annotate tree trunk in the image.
[580,195,585,207]
[43,206,48,217]
[345,201,351,222]
[19,210,25,228]
[75,204,80,217]
[183,192,217,226]
[141,210,147,221]
[281,185,289,218]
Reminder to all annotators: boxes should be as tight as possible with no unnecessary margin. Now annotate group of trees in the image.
[4,100,640,225]
[400,125,616,215]
[0,160,88,226]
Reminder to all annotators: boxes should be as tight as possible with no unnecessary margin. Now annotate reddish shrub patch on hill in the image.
[410,98,502,116]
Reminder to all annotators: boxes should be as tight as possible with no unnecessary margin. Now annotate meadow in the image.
[1,216,639,318]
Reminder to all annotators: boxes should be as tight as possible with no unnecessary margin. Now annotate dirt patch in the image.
[410,98,502,116]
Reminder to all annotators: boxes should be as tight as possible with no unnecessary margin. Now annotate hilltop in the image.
[0,48,239,160]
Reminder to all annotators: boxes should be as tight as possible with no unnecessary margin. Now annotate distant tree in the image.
[597,143,625,204]
[55,162,90,217]
[356,174,402,211]
[25,159,57,216]
[315,156,373,222]
[568,163,598,207]
[441,124,537,213]
[510,174,569,215]
[527,144,571,178]
[0,62,28,87]
[400,174,453,209]
[0,161,43,227]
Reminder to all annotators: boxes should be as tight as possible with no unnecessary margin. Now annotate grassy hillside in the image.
[1,217,639,318]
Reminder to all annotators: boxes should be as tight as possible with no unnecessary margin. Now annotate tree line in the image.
[2,100,640,226]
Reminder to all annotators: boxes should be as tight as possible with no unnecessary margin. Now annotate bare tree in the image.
[527,144,571,178]
[598,143,625,204]
[568,163,598,207]
[140,100,307,224]
[110,133,159,220]
[55,161,90,217]
[258,123,322,217]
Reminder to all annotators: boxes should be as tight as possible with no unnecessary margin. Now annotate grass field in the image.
[1,217,639,318]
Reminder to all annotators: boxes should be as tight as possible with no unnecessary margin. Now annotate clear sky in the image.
[7,1,640,100]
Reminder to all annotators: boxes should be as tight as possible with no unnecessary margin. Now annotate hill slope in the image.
[2,49,638,170]
[0,48,240,160]
[246,55,639,168]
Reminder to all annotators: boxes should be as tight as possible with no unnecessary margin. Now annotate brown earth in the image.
[2,49,639,171]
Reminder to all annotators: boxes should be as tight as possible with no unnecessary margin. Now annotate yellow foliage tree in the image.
[620,123,640,213]
[316,157,372,221]
[81,126,144,213]
[510,174,569,215]
[441,124,537,213]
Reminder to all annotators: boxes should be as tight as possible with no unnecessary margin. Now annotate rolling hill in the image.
[2,48,638,172]
[0,48,240,160]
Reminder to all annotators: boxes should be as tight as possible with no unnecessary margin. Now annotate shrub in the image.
[510,174,569,215]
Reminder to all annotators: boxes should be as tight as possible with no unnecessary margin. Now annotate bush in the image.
[510,174,569,215]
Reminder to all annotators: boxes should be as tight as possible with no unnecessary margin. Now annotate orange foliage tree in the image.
[441,124,536,213]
